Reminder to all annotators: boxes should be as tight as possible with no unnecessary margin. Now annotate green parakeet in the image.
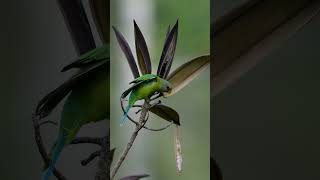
[112,21,178,126]
[121,74,172,125]
[37,44,110,180]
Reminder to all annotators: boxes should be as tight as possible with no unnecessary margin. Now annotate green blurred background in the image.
[110,0,210,179]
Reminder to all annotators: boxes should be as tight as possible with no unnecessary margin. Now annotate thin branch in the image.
[120,99,172,132]
[135,100,161,114]
[95,136,109,180]
[32,114,67,180]
[39,120,58,126]
[33,113,110,180]
[111,101,151,180]
[81,150,100,166]
[149,93,162,101]
[70,137,102,146]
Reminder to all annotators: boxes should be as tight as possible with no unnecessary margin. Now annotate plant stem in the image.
[95,136,109,180]
[110,101,150,180]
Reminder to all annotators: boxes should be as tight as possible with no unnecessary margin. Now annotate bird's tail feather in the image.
[120,105,131,126]
[42,133,66,180]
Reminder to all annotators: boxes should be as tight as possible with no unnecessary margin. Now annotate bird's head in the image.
[160,78,173,94]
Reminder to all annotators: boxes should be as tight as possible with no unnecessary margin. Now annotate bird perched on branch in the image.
[120,74,172,125]
[36,44,110,180]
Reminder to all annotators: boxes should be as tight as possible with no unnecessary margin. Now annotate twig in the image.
[70,137,102,146]
[95,136,109,180]
[149,93,162,101]
[135,100,161,114]
[120,99,172,132]
[110,101,151,180]
[81,151,100,166]
[32,114,67,180]
[33,113,110,180]
[39,120,58,126]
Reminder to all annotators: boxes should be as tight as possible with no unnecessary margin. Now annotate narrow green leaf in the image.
[150,104,180,125]
[134,20,152,74]
[164,55,210,97]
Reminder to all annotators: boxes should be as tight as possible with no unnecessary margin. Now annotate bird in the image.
[120,74,172,125]
[36,44,110,180]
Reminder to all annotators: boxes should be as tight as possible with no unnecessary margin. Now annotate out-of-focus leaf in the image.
[120,174,150,180]
[157,20,178,79]
[211,157,223,180]
[164,55,210,97]
[134,20,152,74]
[35,60,108,118]
[89,0,109,43]
[57,0,96,54]
[113,27,140,78]
[212,0,320,96]
[149,104,180,125]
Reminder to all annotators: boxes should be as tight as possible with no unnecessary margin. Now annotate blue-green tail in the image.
[120,105,131,126]
[42,134,66,180]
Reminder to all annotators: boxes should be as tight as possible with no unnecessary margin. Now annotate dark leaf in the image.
[150,104,180,125]
[109,148,116,165]
[212,0,320,96]
[157,20,179,79]
[113,26,140,78]
[120,174,150,180]
[165,25,171,40]
[89,0,110,43]
[211,157,223,180]
[36,60,109,118]
[164,55,210,97]
[57,0,96,54]
[134,20,152,74]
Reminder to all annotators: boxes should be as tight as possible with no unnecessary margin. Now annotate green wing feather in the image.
[122,74,158,99]
[36,45,109,118]
[61,44,109,72]
[129,74,157,84]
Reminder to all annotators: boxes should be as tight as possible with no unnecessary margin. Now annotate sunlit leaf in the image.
[134,20,152,74]
[164,55,210,97]
[157,20,179,78]
[120,174,150,180]
[113,26,140,78]
[149,104,180,125]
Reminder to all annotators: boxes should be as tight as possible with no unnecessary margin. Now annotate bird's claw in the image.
[150,100,161,108]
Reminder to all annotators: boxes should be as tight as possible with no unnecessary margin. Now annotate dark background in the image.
[3,0,106,179]
[212,1,320,180]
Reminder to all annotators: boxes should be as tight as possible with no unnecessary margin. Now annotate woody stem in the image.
[110,100,151,180]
